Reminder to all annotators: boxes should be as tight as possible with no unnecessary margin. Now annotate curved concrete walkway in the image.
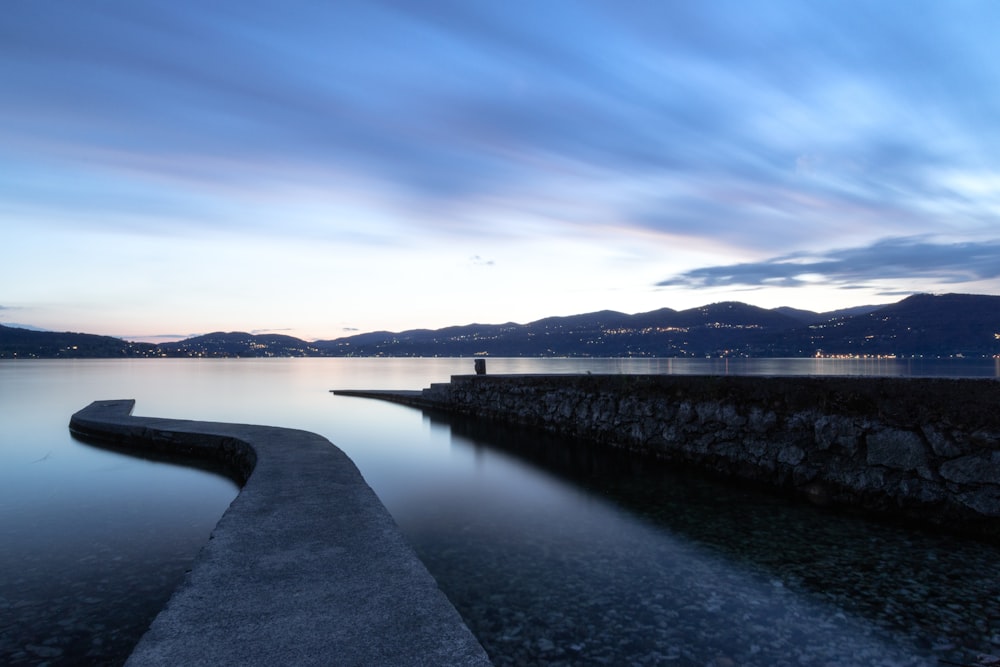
[69,400,491,667]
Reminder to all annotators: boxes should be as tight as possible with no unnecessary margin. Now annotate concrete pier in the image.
[69,399,491,667]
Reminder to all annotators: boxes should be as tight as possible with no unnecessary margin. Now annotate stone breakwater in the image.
[349,374,1000,539]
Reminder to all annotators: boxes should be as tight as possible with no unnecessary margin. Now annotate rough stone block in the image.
[940,454,1000,485]
[695,401,721,424]
[814,415,860,454]
[777,445,806,466]
[747,406,777,433]
[898,478,946,505]
[866,428,927,471]
[956,487,1000,517]
[920,424,963,458]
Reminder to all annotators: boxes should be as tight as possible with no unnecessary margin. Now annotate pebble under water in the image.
[0,440,239,667]
[401,412,1000,667]
[0,544,195,666]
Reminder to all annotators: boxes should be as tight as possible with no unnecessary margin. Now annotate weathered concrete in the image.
[335,374,1000,540]
[69,399,491,667]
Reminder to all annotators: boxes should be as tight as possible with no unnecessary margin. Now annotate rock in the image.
[777,446,805,466]
[695,401,721,424]
[26,644,63,658]
[956,488,1000,517]
[676,401,695,423]
[709,657,736,667]
[940,455,1000,485]
[537,638,556,652]
[843,467,886,491]
[866,428,927,471]
[898,478,946,505]
[747,406,777,432]
[921,424,963,458]
[814,415,861,454]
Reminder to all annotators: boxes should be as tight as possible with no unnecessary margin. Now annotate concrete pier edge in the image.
[69,399,492,667]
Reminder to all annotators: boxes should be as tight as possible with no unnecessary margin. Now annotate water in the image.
[2,358,999,666]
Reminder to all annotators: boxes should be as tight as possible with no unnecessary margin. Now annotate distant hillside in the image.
[313,294,1000,358]
[161,332,322,357]
[2,293,998,359]
[791,293,1000,357]
[311,303,802,357]
[0,324,156,358]
[773,304,882,324]
[313,301,793,357]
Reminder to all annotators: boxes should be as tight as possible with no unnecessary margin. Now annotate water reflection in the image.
[0,361,240,666]
[483,356,1000,378]
[384,410,1000,667]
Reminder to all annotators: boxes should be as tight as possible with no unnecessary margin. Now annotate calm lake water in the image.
[2,357,999,666]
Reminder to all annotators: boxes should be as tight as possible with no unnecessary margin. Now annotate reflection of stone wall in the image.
[421,375,1000,537]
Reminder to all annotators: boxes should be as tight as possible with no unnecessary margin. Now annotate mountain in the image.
[793,293,1000,357]
[0,324,156,358]
[160,332,323,357]
[773,304,882,324]
[314,301,814,357]
[3,293,998,359]
[314,294,1000,357]
[315,302,800,357]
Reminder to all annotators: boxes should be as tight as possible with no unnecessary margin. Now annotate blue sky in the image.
[3,1,999,341]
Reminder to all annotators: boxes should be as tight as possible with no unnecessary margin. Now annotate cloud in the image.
[3,0,1000,274]
[5,2,998,233]
[134,333,191,340]
[470,255,495,266]
[656,237,1000,289]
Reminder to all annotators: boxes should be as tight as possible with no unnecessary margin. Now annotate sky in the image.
[3,1,1000,342]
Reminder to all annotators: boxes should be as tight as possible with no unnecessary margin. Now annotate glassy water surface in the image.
[1,358,999,666]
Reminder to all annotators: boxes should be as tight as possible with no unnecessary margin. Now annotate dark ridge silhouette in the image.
[3,293,998,358]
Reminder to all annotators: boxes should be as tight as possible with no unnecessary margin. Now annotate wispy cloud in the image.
[4,1,998,244]
[657,237,1000,289]
[126,333,189,340]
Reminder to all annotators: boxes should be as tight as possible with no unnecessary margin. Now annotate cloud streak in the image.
[657,237,1000,289]
[4,1,999,243]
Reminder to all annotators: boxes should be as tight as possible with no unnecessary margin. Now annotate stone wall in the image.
[420,374,1000,538]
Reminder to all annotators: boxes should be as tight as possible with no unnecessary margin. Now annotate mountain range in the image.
[2,293,998,359]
